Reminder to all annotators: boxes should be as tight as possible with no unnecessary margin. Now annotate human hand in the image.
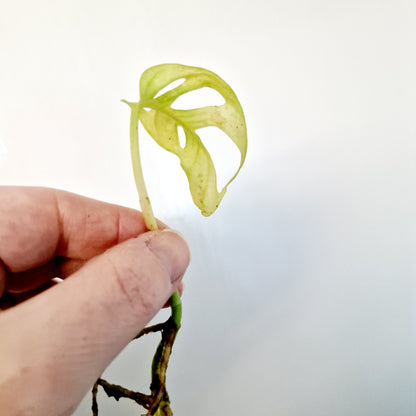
[0,187,190,415]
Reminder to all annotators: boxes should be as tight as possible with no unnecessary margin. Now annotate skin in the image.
[0,187,190,416]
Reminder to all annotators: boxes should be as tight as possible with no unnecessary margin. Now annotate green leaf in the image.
[137,63,247,216]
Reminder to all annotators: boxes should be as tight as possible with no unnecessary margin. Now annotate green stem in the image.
[169,290,182,329]
[124,98,182,329]
[124,101,158,231]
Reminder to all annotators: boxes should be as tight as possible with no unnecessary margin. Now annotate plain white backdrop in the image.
[1,0,415,415]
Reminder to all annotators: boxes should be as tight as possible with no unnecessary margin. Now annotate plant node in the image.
[92,318,180,415]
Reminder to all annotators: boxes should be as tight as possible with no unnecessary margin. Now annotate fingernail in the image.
[147,230,190,283]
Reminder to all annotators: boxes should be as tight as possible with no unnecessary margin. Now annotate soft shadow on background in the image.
[1,1,415,415]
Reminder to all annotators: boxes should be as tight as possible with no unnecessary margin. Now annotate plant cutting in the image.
[91,63,247,415]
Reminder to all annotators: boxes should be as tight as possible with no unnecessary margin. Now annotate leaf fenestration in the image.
[136,64,247,216]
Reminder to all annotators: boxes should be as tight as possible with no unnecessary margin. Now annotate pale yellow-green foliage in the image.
[135,63,247,217]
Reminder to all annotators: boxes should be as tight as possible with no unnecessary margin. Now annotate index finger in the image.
[0,187,149,273]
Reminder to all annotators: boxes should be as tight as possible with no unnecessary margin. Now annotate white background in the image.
[1,1,415,415]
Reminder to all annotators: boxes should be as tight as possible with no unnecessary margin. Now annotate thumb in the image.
[0,229,190,416]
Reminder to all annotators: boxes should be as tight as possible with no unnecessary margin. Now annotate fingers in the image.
[0,229,190,416]
[3,258,183,308]
[0,261,5,297]
[0,187,150,273]
[4,257,84,294]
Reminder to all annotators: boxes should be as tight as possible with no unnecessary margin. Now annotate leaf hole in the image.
[196,126,241,192]
[171,87,226,110]
[177,126,186,149]
[153,78,186,99]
